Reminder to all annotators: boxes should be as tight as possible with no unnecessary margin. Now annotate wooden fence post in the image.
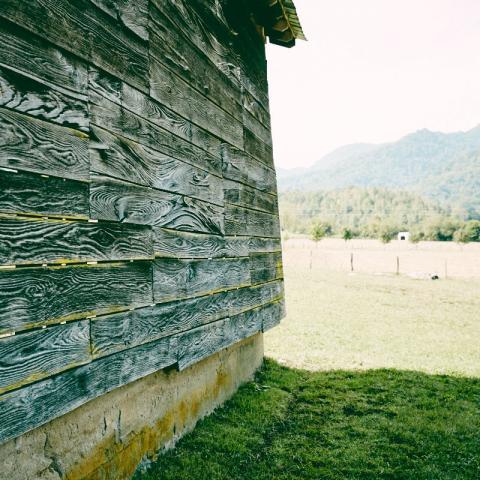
[396,256,400,275]
[350,252,354,272]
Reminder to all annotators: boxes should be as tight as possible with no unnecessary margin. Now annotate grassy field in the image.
[139,246,480,479]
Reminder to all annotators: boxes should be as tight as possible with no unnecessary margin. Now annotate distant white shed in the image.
[398,231,410,241]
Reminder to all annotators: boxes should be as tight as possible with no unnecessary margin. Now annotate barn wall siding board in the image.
[153,257,251,303]
[224,179,278,214]
[0,66,89,132]
[89,126,223,206]
[90,175,224,234]
[89,94,222,177]
[250,252,284,285]
[0,216,153,266]
[0,170,89,219]
[0,335,177,445]
[0,321,91,395]
[0,21,88,96]
[0,108,89,181]
[262,301,287,332]
[0,0,149,92]
[225,204,281,238]
[0,262,153,335]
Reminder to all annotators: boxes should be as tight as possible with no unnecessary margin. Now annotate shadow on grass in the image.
[137,359,480,480]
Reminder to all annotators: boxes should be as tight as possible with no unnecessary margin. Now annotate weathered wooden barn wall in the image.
[0,0,287,445]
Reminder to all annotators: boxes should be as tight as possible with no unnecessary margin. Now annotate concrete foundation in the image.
[0,333,264,480]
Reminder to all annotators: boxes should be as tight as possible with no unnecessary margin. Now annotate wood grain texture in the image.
[89,94,222,176]
[90,126,223,206]
[247,237,282,255]
[150,58,243,149]
[0,20,88,95]
[223,308,263,350]
[90,0,149,40]
[176,319,227,370]
[149,4,243,122]
[153,228,248,259]
[225,204,281,238]
[153,257,251,303]
[0,108,89,180]
[0,262,153,335]
[90,175,224,234]
[0,320,90,394]
[89,69,223,160]
[0,66,89,132]
[0,0,149,92]
[262,300,287,332]
[224,179,278,214]
[242,88,270,130]
[0,335,176,445]
[0,170,89,219]
[0,216,153,266]
[244,127,274,168]
[221,143,277,194]
[250,252,284,285]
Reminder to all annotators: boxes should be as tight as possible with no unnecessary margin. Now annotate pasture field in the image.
[266,242,480,375]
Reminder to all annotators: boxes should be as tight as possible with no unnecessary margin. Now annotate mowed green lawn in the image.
[139,252,480,480]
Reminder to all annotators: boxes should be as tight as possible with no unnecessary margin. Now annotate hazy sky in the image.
[266,0,480,169]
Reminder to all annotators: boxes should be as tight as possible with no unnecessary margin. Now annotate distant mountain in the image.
[278,126,480,217]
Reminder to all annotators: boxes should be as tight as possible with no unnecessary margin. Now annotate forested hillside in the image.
[278,126,480,218]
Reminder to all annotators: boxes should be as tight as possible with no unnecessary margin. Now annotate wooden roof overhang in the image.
[255,0,306,48]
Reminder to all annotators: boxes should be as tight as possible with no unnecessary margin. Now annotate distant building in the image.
[398,232,411,241]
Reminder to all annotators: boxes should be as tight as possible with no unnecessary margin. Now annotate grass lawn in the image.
[139,251,480,479]
[138,360,480,480]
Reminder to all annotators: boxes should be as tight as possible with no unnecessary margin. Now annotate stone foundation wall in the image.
[0,334,264,480]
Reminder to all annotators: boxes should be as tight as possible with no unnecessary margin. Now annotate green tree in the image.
[342,228,353,241]
[454,220,480,243]
[311,221,332,242]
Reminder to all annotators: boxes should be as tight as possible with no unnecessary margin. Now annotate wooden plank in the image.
[0,216,153,266]
[243,108,272,147]
[224,179,278,214]
[247,237,282,255]
[0,0,149,92]
[0,262,153,335]
[148,5,243,122]
[0,335,176,445]
[90,175,224,234]
[176,319,227,370]
[0,66,89,132]
[0,321,90,395]
[242,88,271,130]
[150,57,243,149]
[89,95,222,176]
[250,253,284,285]
[0,108,89,181]
[0,20,88,95]
[0,170,89,219]
[153,228,248,259]
[91,281,284,359]
[225,204,281,238]
[221,143,277,194]
[222,308,263,350]
[262,300,287,332]
[90,0,149,40]
[244,128,274,168]
[153,257,251,303]
[90,126,223,206]
[89,69,223,160]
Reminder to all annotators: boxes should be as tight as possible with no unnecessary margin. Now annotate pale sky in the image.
[266,0,480,169]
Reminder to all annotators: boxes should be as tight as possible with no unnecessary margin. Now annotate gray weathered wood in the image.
[221,143,277,194]
[0,20,88,95]
[0,170,89,219]
[0,0,149,92]
[262,300,287,332]
[244,127,274,168]
[153,228,248,259]
[223,308,263,350]
[225,204,281,238]
[90,126,223,206]
[0,262,153,335]
[247,237,282,255]
[89,94,222,176]
[224,179,278,214]
[0,335,176,445]
[90,0,149,40]
[0,66,89,132]
[150,58,243,149]
[0,216,153,266]
[90,175,224,234]
[0,320,90,394]
[243,108,272,148]
[250,252,284,285]
[0,108,89,180]
[153,257,251,303]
